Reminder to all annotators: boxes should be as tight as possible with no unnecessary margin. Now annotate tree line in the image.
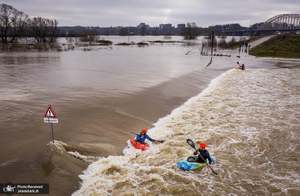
[0,3,58,44]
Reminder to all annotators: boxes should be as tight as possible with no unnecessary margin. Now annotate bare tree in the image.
[48,19,58,43]
[0,4,15,43]
[0,3,29,44]
[183,22,198,40]
[79,28,97,44]
[30,17,46,43]
[29,17,58,43]
[10,9,29,43]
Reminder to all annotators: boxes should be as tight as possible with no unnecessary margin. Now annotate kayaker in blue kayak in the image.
[193,142,213,164]
[135,128,164,144]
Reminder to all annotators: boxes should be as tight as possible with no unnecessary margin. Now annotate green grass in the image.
[250,34,300,58]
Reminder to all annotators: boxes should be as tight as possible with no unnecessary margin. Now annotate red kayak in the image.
[130,138,149,151]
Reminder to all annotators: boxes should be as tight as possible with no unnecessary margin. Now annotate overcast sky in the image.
[2,0,300,27]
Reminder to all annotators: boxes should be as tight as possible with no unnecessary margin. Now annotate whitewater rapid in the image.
[73,68,300,196]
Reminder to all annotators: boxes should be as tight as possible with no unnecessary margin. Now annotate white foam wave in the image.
[48,140,98,163]
[73,69,233,195]
[73,68,300,195]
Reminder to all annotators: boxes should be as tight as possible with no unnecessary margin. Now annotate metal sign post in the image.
[43,105,59,143]
[50,123,54,142]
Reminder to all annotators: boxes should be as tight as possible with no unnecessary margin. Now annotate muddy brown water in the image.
[0,36,298,195]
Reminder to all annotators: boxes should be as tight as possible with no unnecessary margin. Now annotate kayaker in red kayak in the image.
[135,128,164,144]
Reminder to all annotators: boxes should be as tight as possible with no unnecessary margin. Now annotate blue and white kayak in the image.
[176,160,206,171]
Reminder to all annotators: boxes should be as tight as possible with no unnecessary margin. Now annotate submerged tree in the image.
[0,3,58,45]
[29,17,58,43]
[79,27,97,44]
[0,3,29,44]
[183,23,198,40]
[218,36,227,48]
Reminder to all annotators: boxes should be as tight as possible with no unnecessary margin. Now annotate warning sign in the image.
[43,105,59,124]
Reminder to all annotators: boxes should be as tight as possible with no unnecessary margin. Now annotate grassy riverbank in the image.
[250,34,300,58]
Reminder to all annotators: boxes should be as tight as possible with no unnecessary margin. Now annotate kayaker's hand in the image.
[211,158,216,165]
[193,151,198,155]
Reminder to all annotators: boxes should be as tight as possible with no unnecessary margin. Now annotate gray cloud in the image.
[2,0,300,27]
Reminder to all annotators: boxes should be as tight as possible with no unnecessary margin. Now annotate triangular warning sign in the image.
[44,105,56,118]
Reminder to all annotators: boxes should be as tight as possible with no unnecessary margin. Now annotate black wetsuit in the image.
[194,149,212,164]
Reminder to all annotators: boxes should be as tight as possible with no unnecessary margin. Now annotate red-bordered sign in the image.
[44,105,56,118]
[43,105,58,124]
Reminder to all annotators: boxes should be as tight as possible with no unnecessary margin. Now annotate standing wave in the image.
[73,68,300,196]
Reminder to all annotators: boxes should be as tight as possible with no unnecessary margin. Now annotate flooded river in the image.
[0,36,299,195]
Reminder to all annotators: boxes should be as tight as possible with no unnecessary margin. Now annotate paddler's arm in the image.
[205,150,213,165]
[145,134,155,142]
[145,134,164,143]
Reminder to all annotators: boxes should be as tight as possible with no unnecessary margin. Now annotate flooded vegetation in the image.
[0,4,59,51]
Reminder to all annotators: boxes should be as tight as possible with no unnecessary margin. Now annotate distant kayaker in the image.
[193,142,213,164]
[135,128,164,144]
[240,64,245,70]
[235,61,245,70]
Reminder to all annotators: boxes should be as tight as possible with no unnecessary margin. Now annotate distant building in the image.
[177,24,186,34]
[159,24,172,29]
[159,24,173,35]
[59,19,298,37]
[137,23,150,35]
[208,23,247,35]
[177,24,186,29]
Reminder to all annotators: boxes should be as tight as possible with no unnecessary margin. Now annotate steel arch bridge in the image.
[265,14,300,27]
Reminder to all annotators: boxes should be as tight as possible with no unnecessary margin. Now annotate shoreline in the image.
[73,66,300,195]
